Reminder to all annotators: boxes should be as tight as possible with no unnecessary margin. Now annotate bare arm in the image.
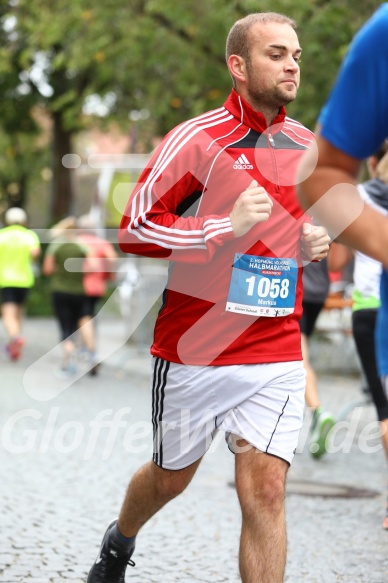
[42,253,55,276]
[30,247,41,260]
[327,241,353,273]
[298,133,388,269]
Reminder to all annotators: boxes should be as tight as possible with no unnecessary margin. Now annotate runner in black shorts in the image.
[0,207,41,360]
[42,217,92,378]
[300,259,335,458]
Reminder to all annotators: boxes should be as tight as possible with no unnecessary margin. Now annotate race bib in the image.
[226,254,298,317]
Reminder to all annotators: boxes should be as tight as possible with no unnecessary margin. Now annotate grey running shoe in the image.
[54,363,77,380]
[309,408,335,459]
[87,520,135,583]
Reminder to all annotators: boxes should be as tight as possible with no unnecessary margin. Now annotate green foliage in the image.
[0,0,384,217]
[26,274,53,316]
[104,171,141,228]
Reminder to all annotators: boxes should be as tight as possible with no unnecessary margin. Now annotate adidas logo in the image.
[233,154,253,169]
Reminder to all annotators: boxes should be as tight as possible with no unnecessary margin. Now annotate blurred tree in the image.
[0,0,382,220]
[0,2,46,214]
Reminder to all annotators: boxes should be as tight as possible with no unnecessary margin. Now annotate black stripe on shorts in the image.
[266,395,289,454]
[152,357,170,467]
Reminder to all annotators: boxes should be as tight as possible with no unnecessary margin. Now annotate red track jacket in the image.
[119,90,314,365]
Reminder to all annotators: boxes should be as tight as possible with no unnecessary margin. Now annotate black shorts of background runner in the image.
[1,287,29,305]
[299,300,325,338]
[82,296,101,318]
[352,309,388,421]
[52,291,90,341]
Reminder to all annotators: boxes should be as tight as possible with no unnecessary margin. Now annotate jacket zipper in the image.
[267,131,280,193]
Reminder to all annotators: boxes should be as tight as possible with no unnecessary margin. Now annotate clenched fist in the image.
[229,180,273,238]
[301,223,331,261]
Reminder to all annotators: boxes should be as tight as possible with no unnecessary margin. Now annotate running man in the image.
[88,12,329,583]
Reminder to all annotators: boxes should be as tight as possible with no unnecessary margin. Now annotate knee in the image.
[259,476,286,510]
[152,465,193,502]
[236,459,287,517]
[241,478,285,516]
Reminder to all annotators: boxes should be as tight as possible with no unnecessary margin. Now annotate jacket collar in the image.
[224,89,286,134]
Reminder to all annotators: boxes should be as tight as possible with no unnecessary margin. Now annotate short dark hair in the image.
[225,12,297,64]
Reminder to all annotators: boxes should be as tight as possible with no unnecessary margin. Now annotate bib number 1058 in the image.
[245,275,290,299]
[226,253,297,317]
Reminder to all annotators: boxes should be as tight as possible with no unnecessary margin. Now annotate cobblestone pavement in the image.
[1,317,387,582]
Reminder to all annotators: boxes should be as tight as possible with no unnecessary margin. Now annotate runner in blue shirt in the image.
[297,3,388,530]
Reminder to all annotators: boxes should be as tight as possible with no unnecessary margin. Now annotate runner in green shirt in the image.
[0,207,41,360]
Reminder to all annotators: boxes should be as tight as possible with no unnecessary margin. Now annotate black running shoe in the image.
[87,519,135,583]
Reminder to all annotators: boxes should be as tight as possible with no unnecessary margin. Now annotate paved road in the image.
[1,317,387,582]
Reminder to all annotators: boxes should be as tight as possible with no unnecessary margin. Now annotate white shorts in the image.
[151,357,306,470]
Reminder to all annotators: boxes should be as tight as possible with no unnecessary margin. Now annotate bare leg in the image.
[1,302,22,339]
[62,338,76,368]
[381,419,388,529]
[118,458,202,537]
[381,419,388,464]
[78,315,96,353]
[301,334,320,409]
[235,441,288,583]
